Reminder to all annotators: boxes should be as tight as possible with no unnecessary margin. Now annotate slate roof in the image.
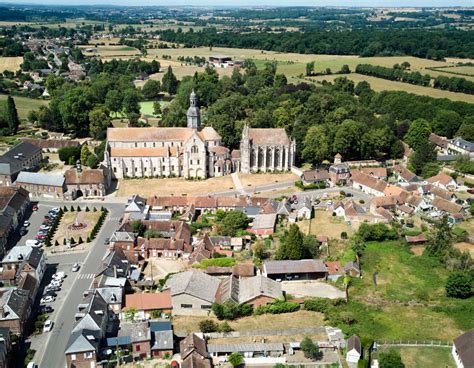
[264,259,328,275]
[207,343,284,353]
[118,321,150,343]
[165,270,220,303]
[451,137,474,152]
[64,168,105,185]
[252,213,277,230]
[0,141,41,165]
[2,246,33,264]
[302,169,330,182]
[453,328,474,367]
[15,171,64,187]
[0,288,29,321]
[238,275,282,304]
[347,334,361,354]
[152,330,173,350]
[65,329,99,354]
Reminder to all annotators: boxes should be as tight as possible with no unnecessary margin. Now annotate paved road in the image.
[25,200,123,368]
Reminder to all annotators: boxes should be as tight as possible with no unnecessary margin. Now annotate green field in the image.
[0,95,48,120]
[139,100,170,116]
[378,347,455,368]
[331,241,473,341]
[310,74,474,103]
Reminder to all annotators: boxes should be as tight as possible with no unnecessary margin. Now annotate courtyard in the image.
[52,209,102,245]
[143,258,188,282]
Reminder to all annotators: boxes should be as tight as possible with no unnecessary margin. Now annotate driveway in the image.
[282,280,345,299]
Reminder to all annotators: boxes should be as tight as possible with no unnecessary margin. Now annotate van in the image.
[27,363,38,368]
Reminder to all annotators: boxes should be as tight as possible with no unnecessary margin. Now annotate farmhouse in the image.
[351,170,387,197]
[452,328,474,368]
[448,137,474,158]
[262,259,328,281]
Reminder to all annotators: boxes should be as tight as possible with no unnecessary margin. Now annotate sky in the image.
[1,0,473,7]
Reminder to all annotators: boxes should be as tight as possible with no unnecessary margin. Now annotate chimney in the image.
[76,159,82,173]
[113,265,117,278]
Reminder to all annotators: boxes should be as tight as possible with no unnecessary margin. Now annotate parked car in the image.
[44,291,57,298]
[23,220,30,227]
[51,207,60,212]
[39,306,53,314]
[40,296,55,304]
[39,225,50,231]
[43,320,53,332]
[46,284,60,291]
[72,263,80,272]
[26,239,41,247]
[49,280,62,287]
[27,362,38,368]
[19,227,28,236]
[104,238,110,245]
[36,234,46,240]
[53,272,65,279]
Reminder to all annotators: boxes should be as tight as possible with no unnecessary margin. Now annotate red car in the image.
[467,188,474,194]
[32,205,39,211]
[36,234,46,239]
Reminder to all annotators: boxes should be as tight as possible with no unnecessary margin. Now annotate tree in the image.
[404,118,431,151]
[300,337,322,360]
[162,66,179,94]
[199,319,218,333]
[303,234,320,259]
[306,61,315,76]
[122,88,141,114]
[228,352,243,368]
[89,106,111,140]
[131,220,144,236]
[426,215,453,257]
[302,126,329,165]
[142,79,161,99]
[379,349,405,368]
[6,96,19,134]
[278,224,305,260]
[80,145,92,166]
[153,101,162,116]
[221,211,250,237]
[124,308,137,322]
[409,141,437,176]
[105,89,123,116]
[445,272,472,298]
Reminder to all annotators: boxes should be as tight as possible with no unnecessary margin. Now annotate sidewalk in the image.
[231,173,244,194]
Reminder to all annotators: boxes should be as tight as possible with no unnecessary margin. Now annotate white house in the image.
[346,334,362,367]
[296,197,312,220]
[426,172,457,191]
[452,328,474,368]
[448,137,474,158]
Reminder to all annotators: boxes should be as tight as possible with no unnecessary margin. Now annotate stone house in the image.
[150,320,174,358]
[426,172,457,191]
[0,142,42,186]
[351,170,387,197]
[64,163,108,199]
[0,288,31,336]
[118,321,151,360]
[14,171,65,199]
[448,137,474,158]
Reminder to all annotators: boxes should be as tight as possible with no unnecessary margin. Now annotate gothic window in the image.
[191,145,199,154]
[135,142,137,147]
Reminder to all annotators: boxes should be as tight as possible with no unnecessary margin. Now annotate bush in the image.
[445,272,472,298]
[357,223,398,241]
[341,231,348,239]
[212,300,253,320]
[295,180,326,191]
[58,146,81,163]
[199,319,219,333]
[301,336,323,361]
[254,300,300,315]
[194,257,236,269]
[304,298,332,312]
[219,321,233,333]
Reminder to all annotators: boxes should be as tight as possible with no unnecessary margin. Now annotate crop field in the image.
[80,45,140,58]
[310,74,474,103]
[0,95,48,120]
[0,57,23,72]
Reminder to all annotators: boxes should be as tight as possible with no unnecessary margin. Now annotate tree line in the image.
[157,28,474,59]
[356,63,474,94]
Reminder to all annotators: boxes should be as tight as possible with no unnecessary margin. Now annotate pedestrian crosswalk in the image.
[77,273,95,280]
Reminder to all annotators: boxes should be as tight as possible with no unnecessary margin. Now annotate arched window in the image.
[191,145,199,154]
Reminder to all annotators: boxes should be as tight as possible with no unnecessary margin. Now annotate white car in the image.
[49,280,62,287]
[53,271,65,279]
[40,296,55,304]
[72,263,80,272]
[26,240,41,247]
[39,225,50,230]
[43,320,53,332]
[23,220,30,227]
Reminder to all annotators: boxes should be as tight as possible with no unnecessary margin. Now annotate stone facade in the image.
[240,125,296,173]
[106,92,295,179]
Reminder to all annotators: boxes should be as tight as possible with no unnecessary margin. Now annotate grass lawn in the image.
[310,74,474,103]
[117,176,235,197]
[172,310,325,334]
[53,211,102,244]
[139,100,170,116]
[336,241,473,341]
[378,347,455,368]
[0,94,48,120]
[0,57,23,72]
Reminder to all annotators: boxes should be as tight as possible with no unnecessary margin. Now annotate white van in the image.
[27,363,38,368]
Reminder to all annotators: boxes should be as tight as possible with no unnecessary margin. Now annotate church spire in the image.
[187,90,201,130]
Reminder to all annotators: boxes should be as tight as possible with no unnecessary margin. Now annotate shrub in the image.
[70,237,75,245]
[341,231,348,239]
[58,146,81,163]
[254,300,299,315]
[212,300,253,320]
[78,236,83,244]
[301,336,323,361]
[54,240,59,246]
[85,206,90,212]
[199,319,219,333]
[219,321,233,333]
[445,272,472,298]
[304,298,332,312]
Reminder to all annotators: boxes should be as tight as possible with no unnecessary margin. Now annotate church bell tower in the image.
[187,90,201,130]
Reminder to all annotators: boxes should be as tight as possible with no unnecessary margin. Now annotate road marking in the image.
[78,273,95,279]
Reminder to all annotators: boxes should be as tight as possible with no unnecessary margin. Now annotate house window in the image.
[136,344,141,351]
[181,304,192,309]
[201,305,211,309]
[197,159,200,165]
[71,354,76,361]
[84,352,93,359]
[135,142,138,147]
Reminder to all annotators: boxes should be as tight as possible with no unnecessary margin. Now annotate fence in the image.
[205,326,326,339]
[378,339,452,347]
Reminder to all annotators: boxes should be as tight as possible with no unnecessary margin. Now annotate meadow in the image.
[0,94,48,120]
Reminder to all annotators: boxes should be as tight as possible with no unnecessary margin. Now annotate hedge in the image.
[254,300,300,315]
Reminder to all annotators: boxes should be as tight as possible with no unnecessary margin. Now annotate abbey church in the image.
[105,91,296,179]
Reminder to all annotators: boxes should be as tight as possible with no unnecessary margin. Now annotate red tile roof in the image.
[124,291,172,311]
